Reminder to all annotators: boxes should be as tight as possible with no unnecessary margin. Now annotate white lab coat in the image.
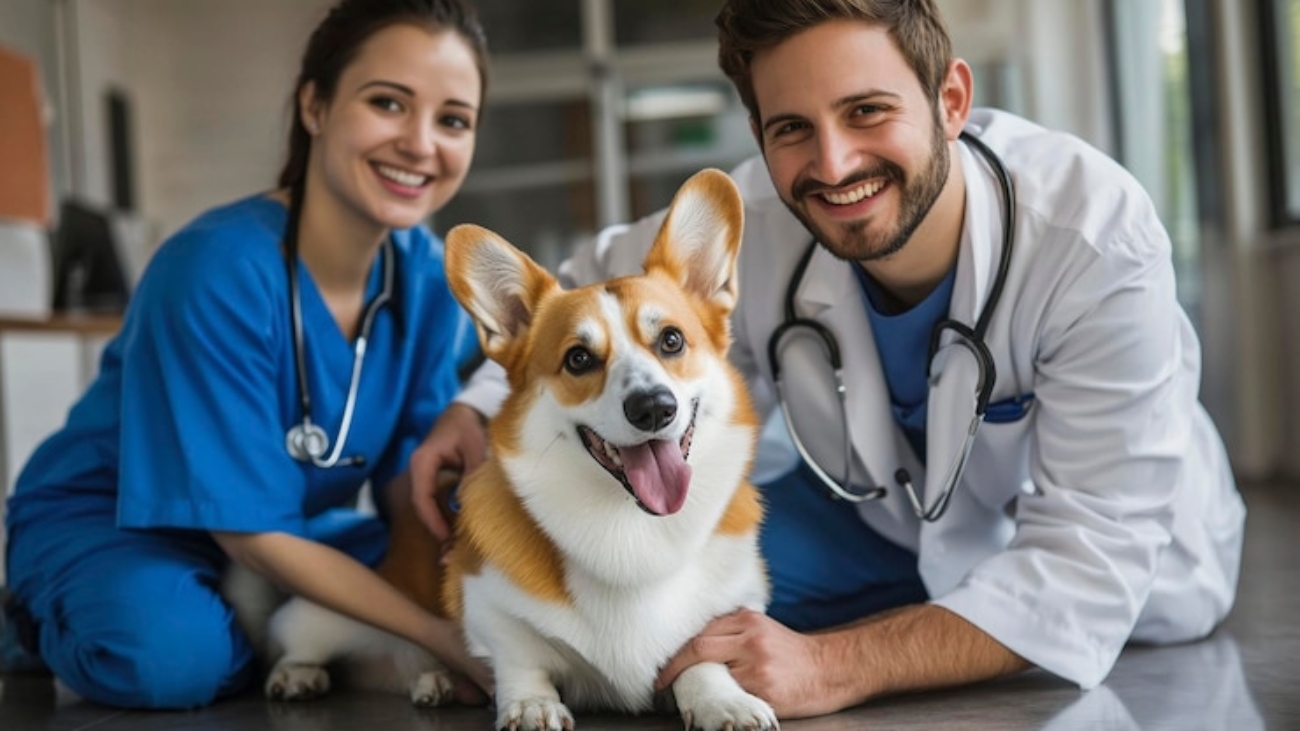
[456,109,1245,689]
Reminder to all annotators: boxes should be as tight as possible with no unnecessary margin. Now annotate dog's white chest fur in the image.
[462,529,766,712]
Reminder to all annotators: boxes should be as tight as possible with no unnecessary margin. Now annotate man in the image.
[418,0,1245,719]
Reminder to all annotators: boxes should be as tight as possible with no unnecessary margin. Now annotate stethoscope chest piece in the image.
[286,421,330,462]
[283,232,393,470]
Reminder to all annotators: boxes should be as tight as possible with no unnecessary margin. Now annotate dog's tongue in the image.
[620,439,691,515]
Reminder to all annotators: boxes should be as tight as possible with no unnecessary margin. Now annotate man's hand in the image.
[657,604,1031,721]
[409,402,488,539]
[655,609,840,719]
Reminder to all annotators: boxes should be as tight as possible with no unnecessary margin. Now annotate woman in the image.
[3,0,494,709]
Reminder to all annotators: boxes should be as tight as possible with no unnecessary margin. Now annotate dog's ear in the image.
[643,168,744,315]
[445,224,558,362]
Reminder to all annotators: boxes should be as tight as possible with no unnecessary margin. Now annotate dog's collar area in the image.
[578,399,698,516]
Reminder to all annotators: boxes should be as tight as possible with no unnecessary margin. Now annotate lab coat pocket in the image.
[964,407,1036,513]
[984,393,1035,424]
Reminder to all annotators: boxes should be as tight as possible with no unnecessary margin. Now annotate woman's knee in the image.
[43,605,254,709]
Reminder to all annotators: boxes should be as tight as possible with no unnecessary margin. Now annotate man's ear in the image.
[939,59,974,140]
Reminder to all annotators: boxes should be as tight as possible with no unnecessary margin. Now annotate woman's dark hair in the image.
[277,0,489,192]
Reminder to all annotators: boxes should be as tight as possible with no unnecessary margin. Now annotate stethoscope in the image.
[283,227,395,469]
[766,130,1014,521]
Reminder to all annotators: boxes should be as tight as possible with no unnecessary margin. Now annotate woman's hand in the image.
[214,530,495,701]
[422,614,495,703]
[409,403,488,539]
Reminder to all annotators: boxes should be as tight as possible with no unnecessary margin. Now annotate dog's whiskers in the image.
[533,432,565,470]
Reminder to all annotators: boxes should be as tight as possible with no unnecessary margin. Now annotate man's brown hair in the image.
[716,0,953,123]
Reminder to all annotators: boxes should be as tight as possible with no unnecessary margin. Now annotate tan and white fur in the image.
[226,168,774,731]
[442,168,773,730]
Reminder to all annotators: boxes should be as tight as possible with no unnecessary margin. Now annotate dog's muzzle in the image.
[578,399,698,516]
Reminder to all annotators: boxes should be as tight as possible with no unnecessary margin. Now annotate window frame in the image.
[1261,0,1300,228]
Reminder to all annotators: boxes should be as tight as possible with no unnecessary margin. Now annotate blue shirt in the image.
[852,263,958,463]
[760,262,953,631]
[7,195,476,538]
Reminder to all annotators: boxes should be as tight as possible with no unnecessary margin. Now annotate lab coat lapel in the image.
[794,246,915,529]
[945,140,1000,343]
[919,138,1011,593]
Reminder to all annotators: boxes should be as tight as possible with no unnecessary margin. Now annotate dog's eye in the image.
[658,327,685,356]
[564,346,597,374]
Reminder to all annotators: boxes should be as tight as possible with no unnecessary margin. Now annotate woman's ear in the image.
[298,82,323,135]
[939,59,973,140]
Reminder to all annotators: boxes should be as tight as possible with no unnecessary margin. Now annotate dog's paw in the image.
[496,697,576,731]
[679,693,778,731]
[265,662,331,701]
[409,669,456,707]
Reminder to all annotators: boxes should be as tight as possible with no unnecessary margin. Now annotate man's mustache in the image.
[791,161,904,201]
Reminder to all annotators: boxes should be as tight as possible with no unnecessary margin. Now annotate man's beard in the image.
[781,118,951,263]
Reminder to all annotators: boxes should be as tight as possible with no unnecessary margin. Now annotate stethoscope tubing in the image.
[282,181,394,469]
[768,129,1016,518]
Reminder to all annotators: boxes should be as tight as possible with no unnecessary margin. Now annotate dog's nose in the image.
[624,387,678,432]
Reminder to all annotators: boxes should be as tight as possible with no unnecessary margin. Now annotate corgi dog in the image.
[229,168,774,731]
[440,168,774,731]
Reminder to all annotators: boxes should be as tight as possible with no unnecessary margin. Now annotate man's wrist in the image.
[814,625,881,711]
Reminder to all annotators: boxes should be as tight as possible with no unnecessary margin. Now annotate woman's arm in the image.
[212,530,492,693]
[406,402,488,539]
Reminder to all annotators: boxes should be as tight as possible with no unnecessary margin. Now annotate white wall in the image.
[67,0,330,243]
[123,0,332,239]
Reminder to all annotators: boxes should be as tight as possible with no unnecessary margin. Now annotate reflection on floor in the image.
[2,480,1297,731]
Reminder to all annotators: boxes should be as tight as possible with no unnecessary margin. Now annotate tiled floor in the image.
[2,480,1297,731]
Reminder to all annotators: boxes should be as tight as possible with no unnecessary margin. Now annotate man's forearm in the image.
[816,603,1031,707]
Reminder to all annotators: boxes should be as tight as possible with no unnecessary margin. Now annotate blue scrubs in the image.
[761,265,957,632]
[4,195,474,708]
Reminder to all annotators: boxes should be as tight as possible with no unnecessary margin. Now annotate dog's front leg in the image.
[672,662,778,731]
[493,666,575,731]
[263,597,341,700]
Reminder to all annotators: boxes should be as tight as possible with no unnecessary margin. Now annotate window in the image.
[1106,0,1215,325]
[1262,0,1300,226]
